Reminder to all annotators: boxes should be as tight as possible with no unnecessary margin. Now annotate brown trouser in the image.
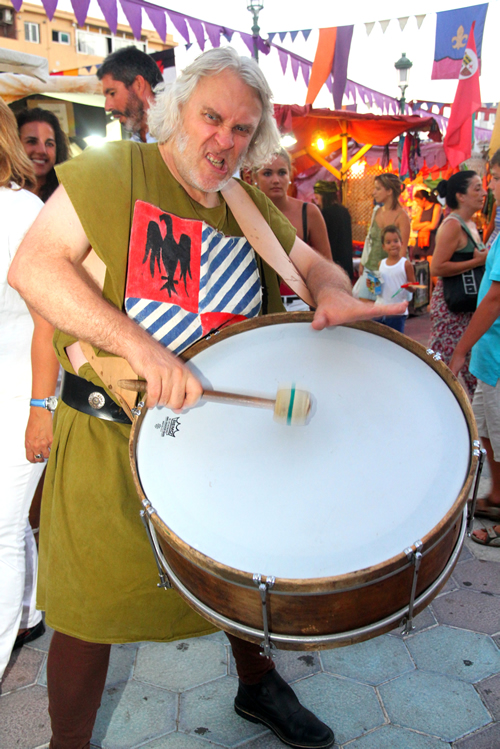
[47,630,274,749]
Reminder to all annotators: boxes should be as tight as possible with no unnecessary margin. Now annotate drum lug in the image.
[131,400,145,417]
[425,348,442,362]
[401,540,423,635]
[140,509,172,590]
[253,573,276,657]
[467,445,487,534]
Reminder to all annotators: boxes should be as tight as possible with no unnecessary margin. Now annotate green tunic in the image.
[38,142,296,643]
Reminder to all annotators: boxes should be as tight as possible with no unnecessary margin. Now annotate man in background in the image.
[97,46,164,142]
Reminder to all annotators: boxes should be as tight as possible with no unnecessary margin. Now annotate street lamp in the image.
[394,53,413,114]
[247,0,264,62]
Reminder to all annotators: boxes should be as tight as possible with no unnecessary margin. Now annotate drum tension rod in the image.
[140,506,172,590]
[253,574,276,657]
[401,540,423,635]
[468,443,487,535]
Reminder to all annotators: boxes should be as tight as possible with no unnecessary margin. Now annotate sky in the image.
[42,0,500,106]
[158,0,500,106]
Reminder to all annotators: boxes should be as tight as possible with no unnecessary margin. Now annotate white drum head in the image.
[136,322,471,581]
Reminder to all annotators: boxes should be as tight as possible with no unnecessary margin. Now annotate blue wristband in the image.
[30,397,58,412]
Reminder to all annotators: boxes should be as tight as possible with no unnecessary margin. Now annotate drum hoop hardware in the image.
[467,444,487,534]
[425,348,443,362]
[253,574,276,657]
[132,400,145,418]
[401,540,423,635]
[140,509,172,590]
[140,508,467,648]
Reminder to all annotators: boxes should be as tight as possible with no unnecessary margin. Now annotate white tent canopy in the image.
[0,49,101,104]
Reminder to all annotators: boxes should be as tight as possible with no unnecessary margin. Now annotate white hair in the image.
[148,47,281,170]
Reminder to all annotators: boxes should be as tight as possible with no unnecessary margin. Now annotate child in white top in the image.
[375,225,416,333]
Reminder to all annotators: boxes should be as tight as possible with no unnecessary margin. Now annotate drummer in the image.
[8,47,405,749]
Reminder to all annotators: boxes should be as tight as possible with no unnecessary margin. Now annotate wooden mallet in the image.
[118,380,312,426]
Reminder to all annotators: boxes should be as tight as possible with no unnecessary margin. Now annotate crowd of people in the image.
[1,41,500,749]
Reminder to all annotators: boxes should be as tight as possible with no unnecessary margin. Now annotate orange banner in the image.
[305,27,337,106]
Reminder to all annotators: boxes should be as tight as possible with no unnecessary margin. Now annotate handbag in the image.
[442,218,486,314]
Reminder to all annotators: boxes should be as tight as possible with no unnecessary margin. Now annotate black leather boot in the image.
[234,669,335,748]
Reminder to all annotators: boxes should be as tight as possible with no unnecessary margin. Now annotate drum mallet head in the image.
[274,386,311,426]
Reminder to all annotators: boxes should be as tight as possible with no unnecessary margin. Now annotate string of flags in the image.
[30,0,494,123]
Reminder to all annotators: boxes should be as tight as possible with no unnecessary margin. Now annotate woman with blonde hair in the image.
[254,149,332,260]
[0,99,59,679]
[357,173,411,301]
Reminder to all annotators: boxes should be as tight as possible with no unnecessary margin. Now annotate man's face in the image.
[169,69,263,196]
[101,74,145,134]
[490,164,500,206]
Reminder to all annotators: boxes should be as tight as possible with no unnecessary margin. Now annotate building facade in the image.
[0,0,175,74]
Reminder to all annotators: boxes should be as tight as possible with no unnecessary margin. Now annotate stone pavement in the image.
[2,313,500,749]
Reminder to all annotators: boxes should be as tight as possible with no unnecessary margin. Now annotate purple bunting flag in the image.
[119,0,142,40]
[70,0,91,27]
[188,17,205,50]
[279,31,287,42]
[167,10,190,43]
[97,0,117,34]
[145,5,166,41]
[40,0,58,21]
[268,32,276,43]
[204,22,221,48]
[277,47,288,75]
[290,30,299,42]
[290,55,299,80]
[300,60,310,86]
[239,32,255,56]
[302,29,311,41]
[222,28,234,42]
[10,0,22,11]
[256,36,270,55]
[332,25,353,109]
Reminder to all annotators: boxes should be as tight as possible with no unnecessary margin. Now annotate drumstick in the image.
[118,380,311,425]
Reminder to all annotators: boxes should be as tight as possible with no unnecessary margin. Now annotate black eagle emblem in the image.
[143,214,192,297]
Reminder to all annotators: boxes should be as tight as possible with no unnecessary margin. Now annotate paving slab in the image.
[379,671,491,742]
[140,733,227,748]
[451,558,500,596]
[229,648,322,683]
[476,673,500,720]
[234,733,291,748]
[179,676,267,747]
[135,639,228,691]
[452,721,500,747]
[0,645,45,693]
[345,724,450,748]
[320,635,414,685]
[405,626,500,683]
[91,681,178,749]
[0,684,51,749]
[293,673,384,745]
[432,589,500,635]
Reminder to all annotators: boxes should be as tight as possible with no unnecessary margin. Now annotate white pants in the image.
[0,401,44,680]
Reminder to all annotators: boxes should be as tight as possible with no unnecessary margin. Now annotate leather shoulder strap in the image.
[221,179,314,306]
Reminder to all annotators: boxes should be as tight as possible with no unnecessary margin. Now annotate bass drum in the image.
[130,314,477,650]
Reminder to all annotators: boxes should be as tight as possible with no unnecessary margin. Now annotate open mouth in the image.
[206,153,227,173]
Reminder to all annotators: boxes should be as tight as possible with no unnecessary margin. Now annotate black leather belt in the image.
[60,370,132,424]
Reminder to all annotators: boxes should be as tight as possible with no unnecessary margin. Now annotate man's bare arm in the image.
[289,237,407,329]
[8,185,202,409]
